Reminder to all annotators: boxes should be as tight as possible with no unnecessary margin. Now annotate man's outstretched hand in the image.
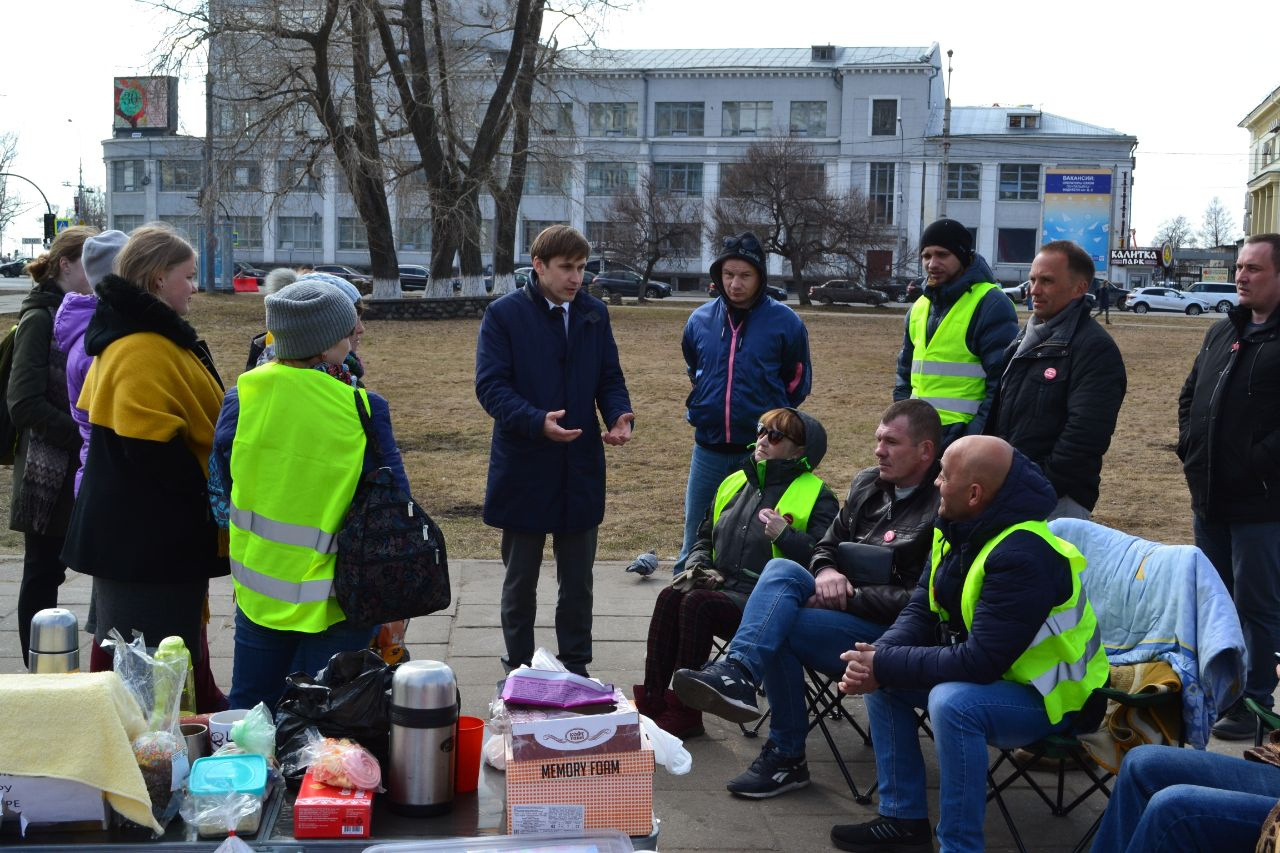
[603,412,635,446]
[543,409,583,442]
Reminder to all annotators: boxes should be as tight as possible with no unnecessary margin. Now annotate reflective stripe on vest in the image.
[229,362,368,633]
[926,521,1108,724]
[907,281,1000,426]
[711,466,825,569]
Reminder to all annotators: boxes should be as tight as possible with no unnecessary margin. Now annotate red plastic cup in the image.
[454,716,485,794]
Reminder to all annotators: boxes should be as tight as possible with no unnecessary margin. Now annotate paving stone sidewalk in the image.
[0,556,1245,851]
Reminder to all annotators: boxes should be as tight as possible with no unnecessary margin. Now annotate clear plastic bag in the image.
[179,790,264,840]
[279,726,383,791]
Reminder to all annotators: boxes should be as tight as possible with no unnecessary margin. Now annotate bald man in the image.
[828,436,1109,853]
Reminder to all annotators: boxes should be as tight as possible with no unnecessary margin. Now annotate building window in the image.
[789,101,826,136]
[997,228,1038,263]
[946,163,980,200]
[999,164,1040,200]
[278,159,321,192]
[523,161,567,196]
[588,102,638,137]
[230,216,263,250]
[158,160,201,193]
[399,217,430,252]
[112,214,143,233]
[277,215,321,249]
[1008,113,1040,130]
[161,215,201,240]
[522,220,558,255]
[111,160,145,193]
[869,163,896,224]
[586,162,637,196]
[585,221,629,254]
[871,99,898,136]
[228,162,261,191]
[654,102,704,137]
[338,217,368,251]
[653,162,703,197]
[534,102,573,136]
[660,223,701,255]
[722,101,773,137]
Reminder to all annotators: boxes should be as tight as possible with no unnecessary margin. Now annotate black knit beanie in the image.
[919,218,974,267]
[710,232,768,287]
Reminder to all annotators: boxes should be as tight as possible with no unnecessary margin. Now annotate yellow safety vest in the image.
[927,521,1108,724]
[711,466,825,569]
[907,281,1000,426]
[229,363,368,633]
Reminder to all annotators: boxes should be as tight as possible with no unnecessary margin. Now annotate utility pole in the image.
[939,50,953,219]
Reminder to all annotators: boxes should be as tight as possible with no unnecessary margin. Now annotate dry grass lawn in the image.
[2,293,1211,558]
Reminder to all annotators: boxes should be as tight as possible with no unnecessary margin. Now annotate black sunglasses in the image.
[757,423,798,445]
[724,234,762,256]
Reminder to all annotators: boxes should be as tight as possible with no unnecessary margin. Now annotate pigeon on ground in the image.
[626,549,659,578]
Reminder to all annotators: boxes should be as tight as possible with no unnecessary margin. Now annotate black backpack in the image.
[0,321,22,466]
[333,391,450,627]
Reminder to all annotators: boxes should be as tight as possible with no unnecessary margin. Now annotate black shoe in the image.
[672,659,761,723]
[830,815,932,852]
[1213,701,1258,741]
[726,741,809,799]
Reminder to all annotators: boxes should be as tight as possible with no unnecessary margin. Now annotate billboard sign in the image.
[1041,169,1114,268]
[1110,248,1159,265]
[113,77,177,133]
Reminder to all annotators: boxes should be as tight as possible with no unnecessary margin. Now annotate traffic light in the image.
[43,214,56,244]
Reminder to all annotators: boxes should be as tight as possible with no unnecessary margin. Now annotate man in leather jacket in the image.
[672,400,941,799]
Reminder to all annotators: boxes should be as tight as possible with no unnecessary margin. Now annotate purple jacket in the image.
[52,291,97,494]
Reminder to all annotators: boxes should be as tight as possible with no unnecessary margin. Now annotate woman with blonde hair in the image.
[63,224,228,672]
[8,225,96,666]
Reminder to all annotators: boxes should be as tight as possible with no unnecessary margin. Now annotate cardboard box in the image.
[507,687,641,761]
[0,774,108,836]
[292,768,373,840]
[505,731,653,836]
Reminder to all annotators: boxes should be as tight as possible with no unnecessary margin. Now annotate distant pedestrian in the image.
[1095,281,1112,323]
[676,232,812,575]
[475,224,634,676]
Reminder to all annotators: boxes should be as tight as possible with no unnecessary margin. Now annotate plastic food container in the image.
[187,753,268,837]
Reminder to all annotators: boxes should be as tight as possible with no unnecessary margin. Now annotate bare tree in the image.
[1199,196,1237,248]
[711,138,889,305]
[1154,215,1198,250]
[602,172,700,302]
[0,132,27,250]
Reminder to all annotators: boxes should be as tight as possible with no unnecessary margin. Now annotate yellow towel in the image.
[1080,661,1183,773]
[0,672,162,833]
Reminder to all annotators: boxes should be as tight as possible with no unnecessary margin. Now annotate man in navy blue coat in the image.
[476,225,634,675]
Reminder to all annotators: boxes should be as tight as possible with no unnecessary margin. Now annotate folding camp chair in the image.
[802,665,876,804]
[1245,698,1280,745]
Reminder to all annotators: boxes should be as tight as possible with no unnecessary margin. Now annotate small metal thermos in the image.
[27,608,80,673]
[388,660,458,816]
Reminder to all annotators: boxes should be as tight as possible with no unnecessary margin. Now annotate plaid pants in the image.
[643,585,742,697]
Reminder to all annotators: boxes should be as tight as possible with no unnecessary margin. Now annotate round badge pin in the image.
[1044,367,1058,380]
[883,530,896,543]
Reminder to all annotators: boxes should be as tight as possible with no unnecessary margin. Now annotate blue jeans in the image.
[1092,744,1280,852]
[230,608,377,711]
[1193,515,1280,705]
[867,679,1071,853]
[727,559,886,756]
[673,444,750,574]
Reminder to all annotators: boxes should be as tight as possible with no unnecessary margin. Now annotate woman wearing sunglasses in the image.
[636,407,837,738]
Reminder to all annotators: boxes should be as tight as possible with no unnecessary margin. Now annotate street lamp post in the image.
[0,171,56,248]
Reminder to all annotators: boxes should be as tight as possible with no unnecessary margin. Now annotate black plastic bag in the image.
[274,649,397,784]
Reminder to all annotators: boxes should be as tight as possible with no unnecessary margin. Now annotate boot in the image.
[654,701,704,739]
[632,684,666,718]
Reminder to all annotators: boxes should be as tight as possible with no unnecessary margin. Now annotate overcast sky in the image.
[0,0,1269,257]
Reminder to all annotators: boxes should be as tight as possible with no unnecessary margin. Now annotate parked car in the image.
[594,269,671,298]
[0,258,27,278]
[879,277,921,303]
[1003,281,1029,301]
[233,260,266,282]
[1092,282,1131,311]
[1185,281,1239,313]
[808,279,888,306]
[313,264,373,289]
[707,281,788,301]
[1125,286,1213,315]
[397,264,429,291]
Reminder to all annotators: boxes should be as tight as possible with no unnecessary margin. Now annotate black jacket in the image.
[1177,306,1280,522]
[987,298,1126,511]
[809,464,940,625]
[872,450,1076,691]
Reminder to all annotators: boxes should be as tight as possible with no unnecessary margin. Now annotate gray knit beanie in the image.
[265,281,358,359]
[81,230,127,287]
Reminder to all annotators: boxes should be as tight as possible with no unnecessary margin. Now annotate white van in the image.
[1185,282,1239,313]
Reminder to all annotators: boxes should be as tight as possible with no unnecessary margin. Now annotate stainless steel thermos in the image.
[388,660,458,816]
[27,607,80,673]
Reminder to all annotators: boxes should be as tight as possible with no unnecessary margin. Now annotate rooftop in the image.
[928,106,1133,139]
[560,45,937,73]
